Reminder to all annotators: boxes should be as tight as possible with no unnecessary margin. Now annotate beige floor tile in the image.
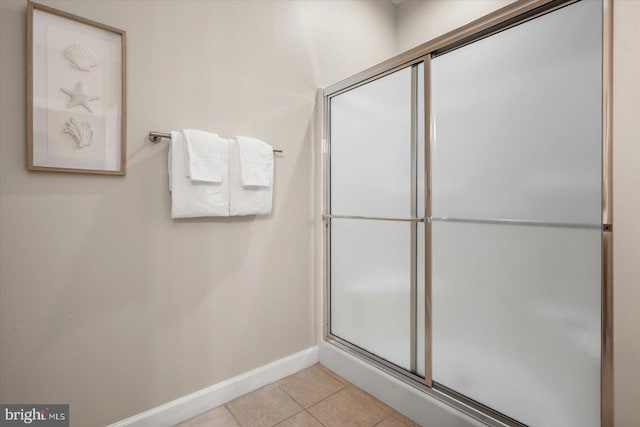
[317,364,351,386]
[307,387,388,427]
[275,411,324,427]
[348,386,393,413]
[278,365,345,407]
[175,405,240,427]
[374,416,409,427]
[226,384,303,427]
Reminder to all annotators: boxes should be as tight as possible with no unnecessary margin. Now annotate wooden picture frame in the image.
[27,1,126,175]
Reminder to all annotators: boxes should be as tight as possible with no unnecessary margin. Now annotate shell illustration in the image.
[63,44,97,72]
[63,118,94,148]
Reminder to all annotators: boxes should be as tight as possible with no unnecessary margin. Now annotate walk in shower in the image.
[322,0,613,426]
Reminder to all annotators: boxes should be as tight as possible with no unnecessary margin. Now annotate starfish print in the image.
[60,81,100,113]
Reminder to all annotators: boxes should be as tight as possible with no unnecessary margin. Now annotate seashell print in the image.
[63,44,97,72]
[63,118,94,148]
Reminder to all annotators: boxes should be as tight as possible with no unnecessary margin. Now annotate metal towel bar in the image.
[148,131,283,153]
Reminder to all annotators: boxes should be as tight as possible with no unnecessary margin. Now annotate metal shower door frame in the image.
[321,1,613,425]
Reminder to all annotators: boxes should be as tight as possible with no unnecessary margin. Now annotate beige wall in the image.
[395,0,516,52]
[395,0,640,424]
[0,1,396,426]
[612,1,640,425]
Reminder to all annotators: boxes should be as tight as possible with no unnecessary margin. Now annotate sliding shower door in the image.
[325,1,608,425]
[430,1,602,426]
[329,65,426,375]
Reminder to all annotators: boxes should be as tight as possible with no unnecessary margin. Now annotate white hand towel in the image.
[183,129,225,183]
[229,138,273,216]
[169,130,230,218]
[235,136,274,187]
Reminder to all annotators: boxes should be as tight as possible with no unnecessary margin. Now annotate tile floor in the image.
[175,364,421,427]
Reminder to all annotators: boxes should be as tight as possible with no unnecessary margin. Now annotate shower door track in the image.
[326,336,526,427]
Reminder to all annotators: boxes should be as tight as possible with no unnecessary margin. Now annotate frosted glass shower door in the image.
[329,66,424,373]
[331,219,413,369]
[431,1,602,426]
[330,68,412,219]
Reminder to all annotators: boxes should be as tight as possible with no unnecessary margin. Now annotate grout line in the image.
[305,409,327,426]
[224,404,243,427]
[275,379,309,409]
[306,383,348,412]
[317,364,351,385]
[276,366,348,410]
[372,415,389,427]
[271,367,334,426]
[270,408,305,427]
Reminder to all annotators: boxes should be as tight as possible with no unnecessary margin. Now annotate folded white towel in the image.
[183,129,226,183]
[169,130,230,218]
[235,136,274,187]
[229,138,273,216]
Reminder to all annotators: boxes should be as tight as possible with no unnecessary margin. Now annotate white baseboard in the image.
[109,346,319,427]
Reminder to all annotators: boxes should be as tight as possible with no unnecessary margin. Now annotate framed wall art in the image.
[27,1,126,175]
